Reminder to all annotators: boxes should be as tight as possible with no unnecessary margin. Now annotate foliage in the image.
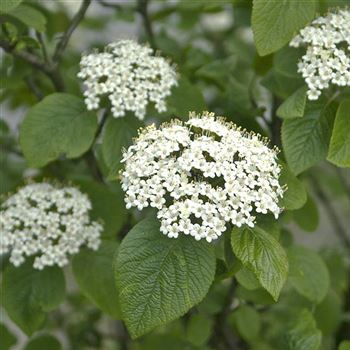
[0,1,349,350]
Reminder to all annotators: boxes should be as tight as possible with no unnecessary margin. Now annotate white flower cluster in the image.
[77,40,178,120]
[121,112,283,243]
[0,183,102,270]
[290,8,350,100]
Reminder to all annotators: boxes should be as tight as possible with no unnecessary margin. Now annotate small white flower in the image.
[120,112,284,243]
[290,8,350,100]
[78,40,178,120]
[0,183,102,270]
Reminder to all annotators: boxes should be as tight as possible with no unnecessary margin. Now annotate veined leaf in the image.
[115,216,216,338]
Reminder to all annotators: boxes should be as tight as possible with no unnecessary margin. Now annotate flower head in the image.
[78,40,178,120]
[0,183,102,269]
[290,8,350,100]
[121,112,284,243]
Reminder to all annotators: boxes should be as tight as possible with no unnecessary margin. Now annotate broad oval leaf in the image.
[24,334,62,350]
[327,99,350,168]
[101,115,142,180]
[0,0,22,13]
[72,178,127,237]
[231,226,288,301]
[72,240,121,318]
[277,86,307,119]
[168,77,206,117]
[281,102,335,175]
[287,245,330,303]
[229,304,261,341]
[252,0,316,56]
[236,267,260,291]
[115,216,216,338]
[286,309,322,350]
[314,290,342,336]
[1,261,66,335]
[293,194,319,232]
[20,93,98,168]
[8,4,46,32]
[279,163,307,210]
[186,314,213,347]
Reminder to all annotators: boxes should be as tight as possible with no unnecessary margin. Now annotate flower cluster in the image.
[290,8,350,100]
[0,183,102,270]
[78,40,178,120]
[121,112,284,242]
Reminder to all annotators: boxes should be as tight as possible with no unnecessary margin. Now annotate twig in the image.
[97,0,122,9]
[35,31,49,64]
[53,0,92,63]
[82,111,109,182]
[210,279,245,350]
[136,0,156,49]
[1,39,49,73]
[95,110,109,141]
[84,150,104,182]
[0,38,65,91]
[24,75,44,100]
[270,96,282,148]
[310,174,350,248]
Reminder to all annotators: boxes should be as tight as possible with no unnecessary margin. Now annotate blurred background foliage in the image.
[0,0,350,350]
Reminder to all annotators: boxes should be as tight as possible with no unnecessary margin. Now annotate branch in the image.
[136,0,155,49]
[310,175,350,248]
[35,31,49,64]
[24,75,44,100]
[53,0,91,63]
[210,279,246,350]
[97,0,122,9]
[0,39,49,73]
[0,38,65,91]
[83,111,109,182]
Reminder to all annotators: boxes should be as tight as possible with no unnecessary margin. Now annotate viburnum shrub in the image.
[0,1,349,350]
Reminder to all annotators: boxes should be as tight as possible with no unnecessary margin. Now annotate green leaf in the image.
[286,309,322,350]
[339,341,350,350]
[281,101,334,175]
[256,214,281,240]
[236,286,276,305]
[1,261,66,335]
[186,314,212,346]
[115,216,216,338]
[293,194,319,232]
[24,334,62,350]
[101,115,142,180]
[8,4,46,32]
[277,86,307,119]
[20,93,98,168]
[279,163,307,210]
[225,76,253,115]
[236,267,260,290]
[195,55,237,88]
[229,305,261,341]
[72,240,121,318]
[252,0,316,56]
[314,290,341,336]
[327,99,350,167]
[322,249,348,294]
[0,323,17,350]
[231,226,288,301]
[168,78,206,117]
[287,246,330,303]
[72,178,126,237]
[0,0,22,13]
